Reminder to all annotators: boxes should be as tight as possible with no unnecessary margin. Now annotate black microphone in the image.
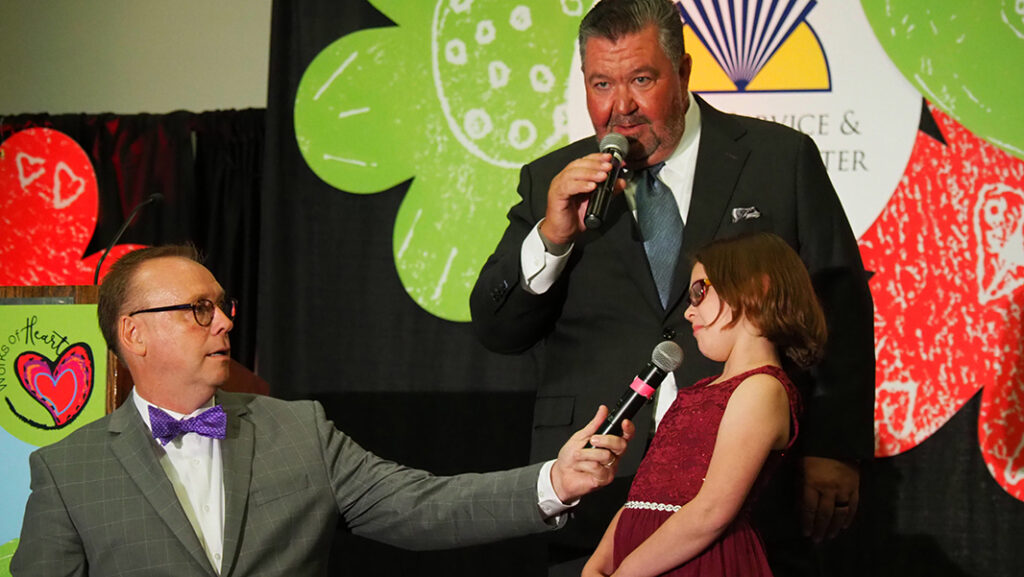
[93,193,164,284]
[593,340,684,439]
[583,132,629,230]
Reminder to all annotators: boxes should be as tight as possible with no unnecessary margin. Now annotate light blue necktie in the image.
[635,163,683,308]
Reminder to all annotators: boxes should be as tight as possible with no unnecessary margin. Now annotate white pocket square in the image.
[731,207,761,223]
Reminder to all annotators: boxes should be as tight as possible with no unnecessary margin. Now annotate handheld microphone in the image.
[583,132,629,230]
[93,193,164,284]
[593,340,684,439]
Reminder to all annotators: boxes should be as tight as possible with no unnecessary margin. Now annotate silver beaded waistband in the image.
[624,500,681,512]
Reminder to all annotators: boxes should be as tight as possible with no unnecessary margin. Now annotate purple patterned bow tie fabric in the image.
[149,405,227,446]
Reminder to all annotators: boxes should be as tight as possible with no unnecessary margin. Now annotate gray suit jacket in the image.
[12,391,552,576]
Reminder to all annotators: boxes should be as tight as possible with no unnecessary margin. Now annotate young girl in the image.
[583,232,827,576]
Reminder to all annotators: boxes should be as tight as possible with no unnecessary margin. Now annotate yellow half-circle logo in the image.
[687,23,830,93]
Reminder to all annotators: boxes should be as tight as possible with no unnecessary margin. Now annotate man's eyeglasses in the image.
[687,278,712,307]
[129,298,237,327]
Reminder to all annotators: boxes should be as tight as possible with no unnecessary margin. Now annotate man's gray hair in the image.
[579,0,686,67]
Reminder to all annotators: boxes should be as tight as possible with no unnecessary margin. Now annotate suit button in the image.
[662,328,676,340]
[491,280,509,302]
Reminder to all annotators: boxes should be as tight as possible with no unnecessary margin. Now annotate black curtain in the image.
[258,0,544,574]
[0,109,264,369]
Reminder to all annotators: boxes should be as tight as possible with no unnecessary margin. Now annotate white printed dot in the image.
[445,39,468,65]
[561,0,584,17]
[489,61,511,88]
[508,119,538,150]
[552,103,569,132]
[464,109,494,140]
[530,64,555,93]
[476,20,496,45]
[510,6,532,31]
[450,0,473,14]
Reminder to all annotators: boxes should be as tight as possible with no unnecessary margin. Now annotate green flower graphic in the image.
[295,0,587,320]
[861,0,1024,159]
[0,539,16,576]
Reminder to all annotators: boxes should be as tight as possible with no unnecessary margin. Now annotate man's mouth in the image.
[610,116,649,132]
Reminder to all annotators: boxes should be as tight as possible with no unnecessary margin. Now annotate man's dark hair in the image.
[97,244,202,357]
[579,0,686,66]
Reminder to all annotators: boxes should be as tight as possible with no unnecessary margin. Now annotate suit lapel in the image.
[108,402,216,576]
[663,96,751,313]
[218,392,255,577]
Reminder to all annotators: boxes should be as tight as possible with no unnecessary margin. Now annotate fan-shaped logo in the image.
[680,0,830,93]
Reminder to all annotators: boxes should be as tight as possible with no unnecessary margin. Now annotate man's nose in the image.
[613,86,637,115]
[211,306,234,333]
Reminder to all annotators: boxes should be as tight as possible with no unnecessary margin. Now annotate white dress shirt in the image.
[133,391,226,573]
[520,92,704,429]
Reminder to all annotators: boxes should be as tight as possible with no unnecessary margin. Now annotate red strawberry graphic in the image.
[0,128,144,286]
[861,105,1024,500]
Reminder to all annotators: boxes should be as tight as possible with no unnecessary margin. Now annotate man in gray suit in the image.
[11,244,633,577]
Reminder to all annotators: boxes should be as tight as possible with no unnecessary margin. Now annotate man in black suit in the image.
[469,0,875,575]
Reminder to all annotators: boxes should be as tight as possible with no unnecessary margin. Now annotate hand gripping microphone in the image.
[583,132,629,230]
[594,340,684,439]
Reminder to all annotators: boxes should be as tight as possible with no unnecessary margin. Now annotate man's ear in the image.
[119,316,146,357]
[678,53,692,92]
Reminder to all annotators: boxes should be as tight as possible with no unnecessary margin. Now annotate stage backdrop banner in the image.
[262,1,1023,575]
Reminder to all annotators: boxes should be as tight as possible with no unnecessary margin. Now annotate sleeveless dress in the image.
[612,365,801,576]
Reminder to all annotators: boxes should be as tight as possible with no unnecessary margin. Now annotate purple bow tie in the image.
[149,405,227,446]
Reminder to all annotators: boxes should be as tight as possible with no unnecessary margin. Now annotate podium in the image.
[0,285,268,415]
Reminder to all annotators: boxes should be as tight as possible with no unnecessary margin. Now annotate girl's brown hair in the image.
[692,232,827,367]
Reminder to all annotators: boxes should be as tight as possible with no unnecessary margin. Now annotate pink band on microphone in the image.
[630,377,656,399]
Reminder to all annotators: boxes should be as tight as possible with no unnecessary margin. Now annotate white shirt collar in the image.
[659,91,701,181]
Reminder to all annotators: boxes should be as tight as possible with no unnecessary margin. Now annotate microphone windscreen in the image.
[599,132,629,156]
[652,340,684,372]
[148,192,165,204]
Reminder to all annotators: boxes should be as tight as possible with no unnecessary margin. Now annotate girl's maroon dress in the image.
[613,365,801,576]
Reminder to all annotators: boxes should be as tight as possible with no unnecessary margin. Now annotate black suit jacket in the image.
[470,96,875,553]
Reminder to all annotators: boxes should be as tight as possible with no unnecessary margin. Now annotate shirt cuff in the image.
[537,460,577,526]
[521,220,572,295]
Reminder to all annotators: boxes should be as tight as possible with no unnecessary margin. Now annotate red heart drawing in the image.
[15,343,95,428]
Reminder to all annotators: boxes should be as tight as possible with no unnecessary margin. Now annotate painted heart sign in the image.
[0,306,107,447]
[13,344,94,429]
